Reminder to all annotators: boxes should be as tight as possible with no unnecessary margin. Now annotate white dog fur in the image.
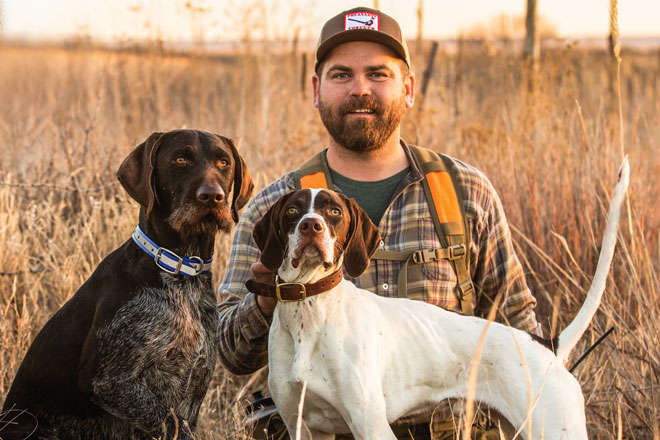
[255,159,629,440]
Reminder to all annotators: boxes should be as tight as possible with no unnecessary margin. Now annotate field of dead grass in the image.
[0,41,658,438]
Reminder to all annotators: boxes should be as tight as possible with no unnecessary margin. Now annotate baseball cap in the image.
[315,7,411,70]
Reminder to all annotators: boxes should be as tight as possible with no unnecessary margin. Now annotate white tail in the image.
[556,157,630,363]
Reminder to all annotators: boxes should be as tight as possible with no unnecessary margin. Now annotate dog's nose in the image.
[196,184,225,205]
[299,217,324,236]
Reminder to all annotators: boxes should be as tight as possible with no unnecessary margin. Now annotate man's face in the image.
[313,41,415,153]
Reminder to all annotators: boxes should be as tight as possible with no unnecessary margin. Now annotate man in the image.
[218,6,540,439]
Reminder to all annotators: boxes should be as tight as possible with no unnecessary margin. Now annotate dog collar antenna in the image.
[131,225,212,277]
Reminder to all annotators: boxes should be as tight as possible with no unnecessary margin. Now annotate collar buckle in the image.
[275,275,306,302]
[154,247,183,275]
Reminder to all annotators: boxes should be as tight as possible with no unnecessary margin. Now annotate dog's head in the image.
[253,189,381,283]
[116,130,253,237]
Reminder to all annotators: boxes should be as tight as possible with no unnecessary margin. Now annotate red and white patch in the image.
[344,11,379,31]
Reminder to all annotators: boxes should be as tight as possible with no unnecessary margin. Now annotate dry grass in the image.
[0,40,658,438]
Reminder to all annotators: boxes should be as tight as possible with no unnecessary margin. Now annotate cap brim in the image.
[315,29,409,68]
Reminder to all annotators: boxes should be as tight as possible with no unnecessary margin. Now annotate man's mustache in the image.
[339,96,383,116]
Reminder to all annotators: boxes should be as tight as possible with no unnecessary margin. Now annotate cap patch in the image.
[344,11,380,31]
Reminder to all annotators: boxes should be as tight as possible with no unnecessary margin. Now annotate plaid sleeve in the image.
[459,165,540,335]
[216,175,294,374]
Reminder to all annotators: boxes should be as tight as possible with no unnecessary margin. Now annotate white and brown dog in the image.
[247,159,629,440]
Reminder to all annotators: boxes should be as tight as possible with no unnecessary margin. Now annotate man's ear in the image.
[116,132,163,217]
[253,192,294,273]
[341,195,381,278]
[404,70,415,109]
[312,73,321,108]
[217,135,254,223]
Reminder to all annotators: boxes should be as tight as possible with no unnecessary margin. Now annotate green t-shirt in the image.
[329,166,409,226]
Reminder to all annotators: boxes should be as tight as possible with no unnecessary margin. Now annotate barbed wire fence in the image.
[0,180,119,194]
[0,179,121,277]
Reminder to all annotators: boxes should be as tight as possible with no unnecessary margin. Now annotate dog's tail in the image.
[556,157,630,364]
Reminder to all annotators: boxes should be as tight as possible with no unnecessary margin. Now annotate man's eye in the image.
[286,207,299,215]
[329,208,341,216]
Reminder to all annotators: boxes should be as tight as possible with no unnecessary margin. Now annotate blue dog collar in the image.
[131,225,213,277]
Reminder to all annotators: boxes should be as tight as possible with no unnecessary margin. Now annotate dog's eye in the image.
[175,156,187,165]
[218,159,229,168]
[329,208,341,216]
[286,207,299,215]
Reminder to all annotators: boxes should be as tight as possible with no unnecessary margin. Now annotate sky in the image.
[2,0,659,44]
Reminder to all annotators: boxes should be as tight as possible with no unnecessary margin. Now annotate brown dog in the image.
[2,130,253,440]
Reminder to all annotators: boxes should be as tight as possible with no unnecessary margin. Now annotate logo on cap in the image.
[344,12,380,31]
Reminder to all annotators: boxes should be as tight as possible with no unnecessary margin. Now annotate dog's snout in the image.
[196,184,225,205]
[299,217,324,236]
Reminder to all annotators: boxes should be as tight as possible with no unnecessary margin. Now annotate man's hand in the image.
[251,262,278,317]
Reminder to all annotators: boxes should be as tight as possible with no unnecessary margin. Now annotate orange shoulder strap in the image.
[300,172,327,189]
[408,145,474,315]
[294,151,331,190]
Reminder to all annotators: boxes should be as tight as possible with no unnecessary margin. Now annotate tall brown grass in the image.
[0,40,658,438]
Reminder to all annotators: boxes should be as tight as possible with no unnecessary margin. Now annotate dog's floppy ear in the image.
[116,132,164,217]
[341,195,381,278]
[218,135,254,223]
[253,192,294,272]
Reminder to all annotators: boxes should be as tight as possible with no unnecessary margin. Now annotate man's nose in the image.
[350,75,371,97]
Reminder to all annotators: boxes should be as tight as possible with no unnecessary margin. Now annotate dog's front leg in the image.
[305,369,396,440]
[321,330,397,439]
[78,312,195,439]
[88,375,194,439]
[340,397,396,440]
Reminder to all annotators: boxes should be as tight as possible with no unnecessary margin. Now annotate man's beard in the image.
[318,92,407,153]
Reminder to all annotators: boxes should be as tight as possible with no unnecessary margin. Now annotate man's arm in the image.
[465,170,541,335]
[216,177,292,374]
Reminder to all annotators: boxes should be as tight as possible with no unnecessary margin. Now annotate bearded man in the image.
[217,6,540,439]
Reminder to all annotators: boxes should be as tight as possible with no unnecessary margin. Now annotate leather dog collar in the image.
[246,270,344,302]
[131,225,212,277]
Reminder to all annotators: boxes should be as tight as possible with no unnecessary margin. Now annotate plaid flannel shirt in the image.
[217,142,539,374]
